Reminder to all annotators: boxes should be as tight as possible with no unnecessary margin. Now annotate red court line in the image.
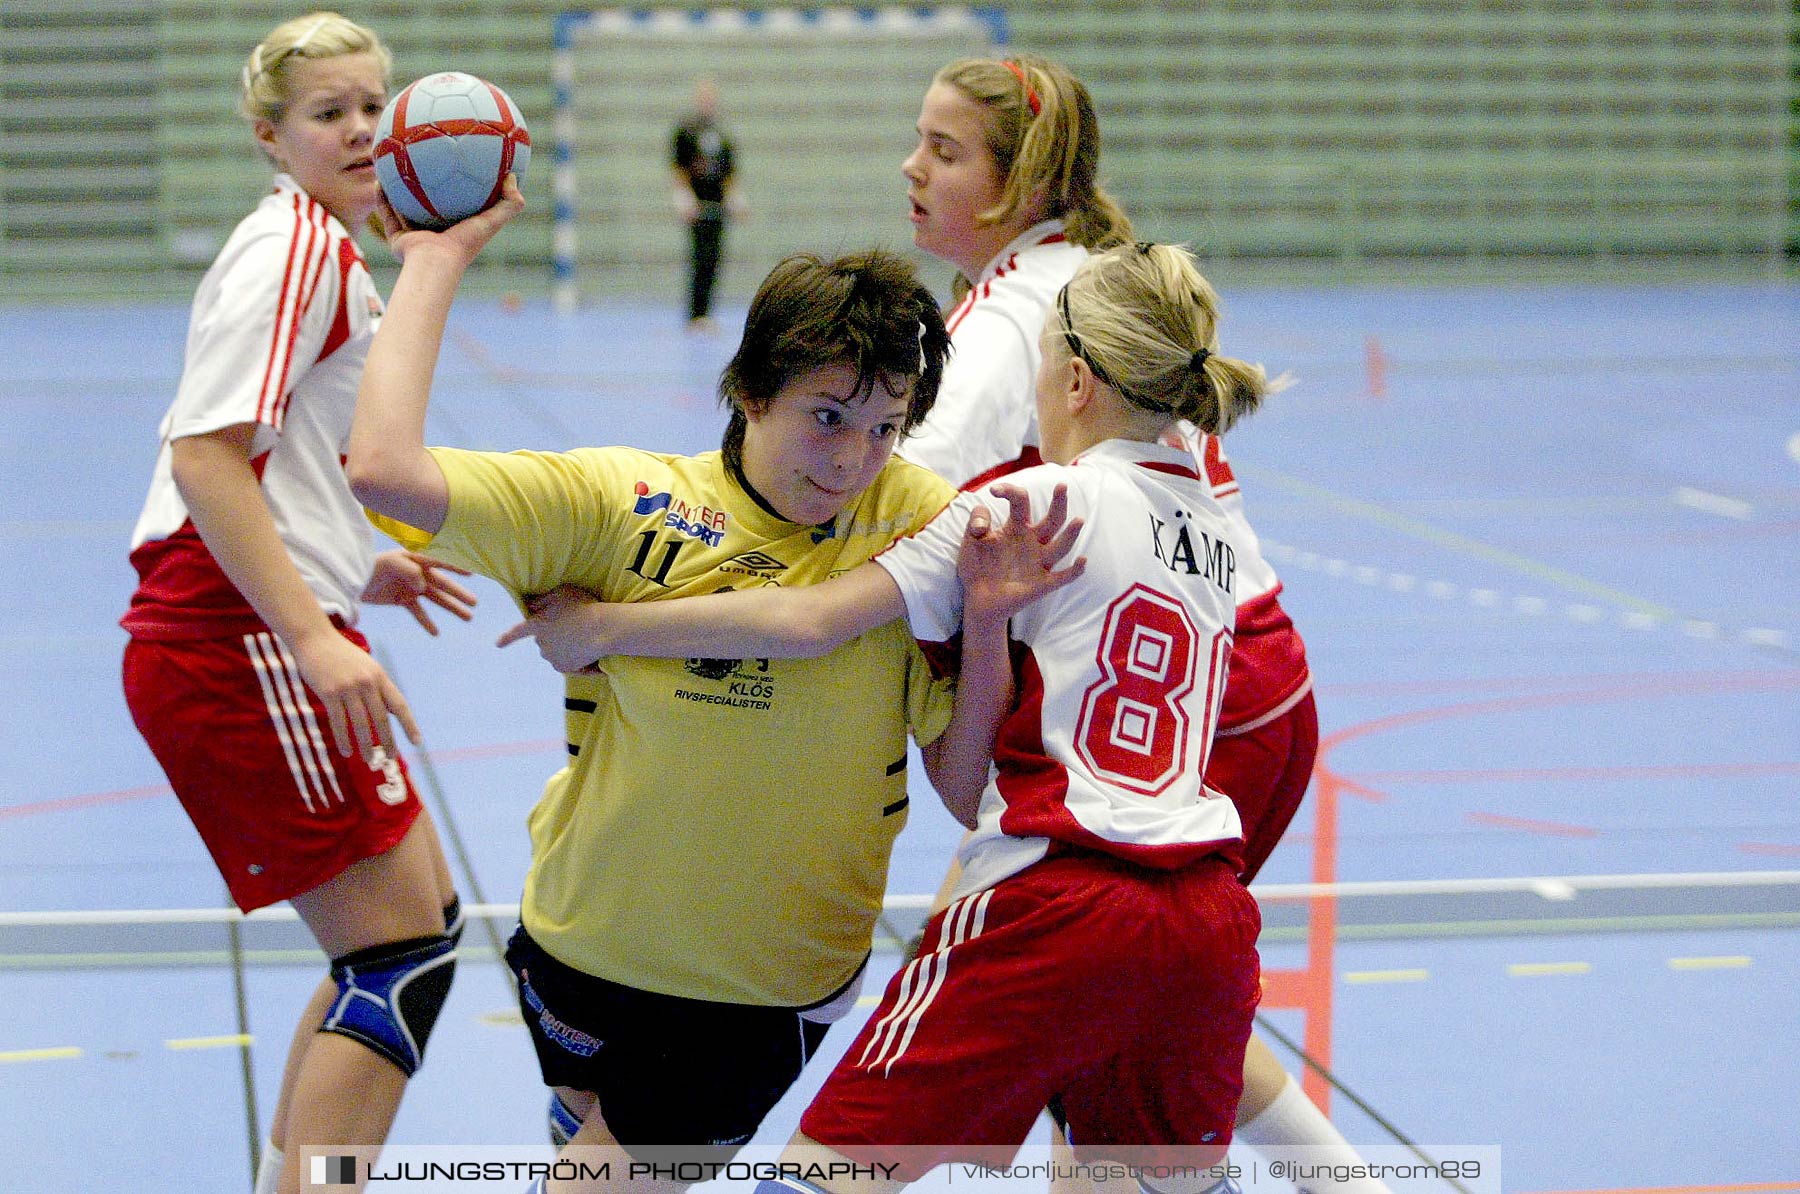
[1358,761,1800,784]
[1323,673,1800,753]
[1738,842,1800,857]
[1259,738,1346,1112]
[1285,666,1799,1110]
[1320,668,1800,700]
[420,738,562,763]
[0,784,171,821]
[1336,775,1390,802]
[1295,765,1340,1111]
[1363,333,1388,400]
[1464,811,1599,838]
[0,739,563,822]
[450,327,526,383]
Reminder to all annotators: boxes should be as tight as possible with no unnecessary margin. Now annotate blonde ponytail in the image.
[1058,243,1271,434]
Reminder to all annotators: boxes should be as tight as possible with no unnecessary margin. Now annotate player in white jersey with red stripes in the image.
[896,55,1133,490]
[118,15,473,1194]
[889,53,1370,1194]
[1168,424,1316,886]
[507,243,1271,1192]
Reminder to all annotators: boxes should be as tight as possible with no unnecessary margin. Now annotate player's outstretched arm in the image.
[347,177,525,534]
[496,563,909,669]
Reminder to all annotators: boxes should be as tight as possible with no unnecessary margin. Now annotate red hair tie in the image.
[1001,60,1042,117]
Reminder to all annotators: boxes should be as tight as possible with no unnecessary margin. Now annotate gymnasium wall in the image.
[0,0,1794,302]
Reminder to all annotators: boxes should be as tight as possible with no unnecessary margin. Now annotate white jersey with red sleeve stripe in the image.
[1169,420,1314,734]
[875,438,1247,899]
[124,175,383,636]
[897,220,1087,490]
[1171,421,1280,603]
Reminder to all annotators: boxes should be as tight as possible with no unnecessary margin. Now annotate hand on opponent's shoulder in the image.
[958,482,1086,632]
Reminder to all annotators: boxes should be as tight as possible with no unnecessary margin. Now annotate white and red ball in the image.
[374,72,530,228]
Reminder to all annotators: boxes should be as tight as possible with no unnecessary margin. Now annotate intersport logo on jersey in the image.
[633,481,726,547]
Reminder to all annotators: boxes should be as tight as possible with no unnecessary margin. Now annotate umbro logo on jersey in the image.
[726,550,786,573]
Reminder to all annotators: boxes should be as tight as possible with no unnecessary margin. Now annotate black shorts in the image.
[504,925,832,1156]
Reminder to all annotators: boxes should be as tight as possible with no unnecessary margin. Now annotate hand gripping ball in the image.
[374,72,531,228]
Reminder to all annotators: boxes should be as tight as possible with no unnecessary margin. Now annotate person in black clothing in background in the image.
[671,77,743,332]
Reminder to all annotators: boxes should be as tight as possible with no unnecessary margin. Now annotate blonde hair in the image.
[933,54,1133,257]
[1057,243,1269,435]
[239,11,390,123]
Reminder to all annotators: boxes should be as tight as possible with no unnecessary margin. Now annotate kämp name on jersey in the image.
[1148,510,1236,598]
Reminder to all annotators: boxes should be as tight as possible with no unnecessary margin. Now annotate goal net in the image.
[553,6,1002,311]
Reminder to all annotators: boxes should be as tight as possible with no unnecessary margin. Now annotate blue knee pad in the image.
[322,931,458,1075]
[548,1090,583,1147]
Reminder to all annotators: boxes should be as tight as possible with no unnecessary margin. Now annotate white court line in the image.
[1787,431,1800,466]
[1265,537,1790,652]
[1673,486,1754,520]
[5,871,1798,926]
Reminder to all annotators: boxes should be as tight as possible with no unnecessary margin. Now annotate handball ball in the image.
[374,71,530,228]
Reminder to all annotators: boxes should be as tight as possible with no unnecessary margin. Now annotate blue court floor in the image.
[0,272,1796,1192]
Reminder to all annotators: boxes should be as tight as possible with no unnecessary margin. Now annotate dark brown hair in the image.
[719,250,950,475]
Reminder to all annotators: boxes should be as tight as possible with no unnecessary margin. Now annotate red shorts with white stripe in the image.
[122,625,420,912]
[1209,690,1319,883]
[800,851,1261,1179]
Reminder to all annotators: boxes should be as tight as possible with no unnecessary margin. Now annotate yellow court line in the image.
[0,1046,82,1063]
[1343,968,1430,984]
[165,1034,254,1051]
[1508,961,1593,977]
[1667,955,1753,971]
[1240,463,1677,618]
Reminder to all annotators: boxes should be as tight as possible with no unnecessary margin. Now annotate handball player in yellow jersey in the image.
[348,179,1011,1189]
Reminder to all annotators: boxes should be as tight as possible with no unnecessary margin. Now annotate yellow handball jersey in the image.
[373,446,957,1007]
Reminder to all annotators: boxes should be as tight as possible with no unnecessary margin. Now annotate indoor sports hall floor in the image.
[1,271,1796,1193]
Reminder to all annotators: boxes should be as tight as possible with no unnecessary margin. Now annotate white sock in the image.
[253,1141,283,1194]
[1237,1076,1392,1193]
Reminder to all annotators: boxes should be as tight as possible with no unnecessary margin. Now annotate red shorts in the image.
[1208,691,1318,883]
[122,625,421,912]
[801,851,1261,1179]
